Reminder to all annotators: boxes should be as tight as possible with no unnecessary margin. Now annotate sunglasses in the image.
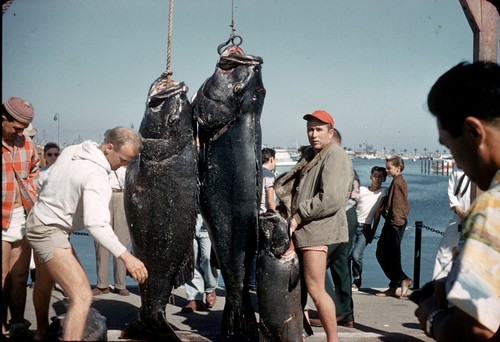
[46,153,59,157]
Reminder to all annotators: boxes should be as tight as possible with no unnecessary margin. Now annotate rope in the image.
[164,0,174,81]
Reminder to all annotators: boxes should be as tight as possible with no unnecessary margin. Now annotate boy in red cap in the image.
[2,96,39,339]
[275,109,354,341]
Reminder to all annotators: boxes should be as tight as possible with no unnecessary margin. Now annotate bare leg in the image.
[2,240,12,334]
[32,254,55,340]
[44,248,92,341]
[302,250,338,342]
[7,238,31,323]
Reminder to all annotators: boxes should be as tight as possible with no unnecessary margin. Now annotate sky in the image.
[2,0,499,153]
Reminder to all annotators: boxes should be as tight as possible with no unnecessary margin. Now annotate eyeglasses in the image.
[46,153,59,157]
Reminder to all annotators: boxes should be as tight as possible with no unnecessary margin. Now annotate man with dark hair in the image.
[415,61,500,341]
[26,127,149,341]
[350,166,388,290]
[2,97,39,339]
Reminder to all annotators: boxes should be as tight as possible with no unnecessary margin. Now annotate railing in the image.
[71,220,444,290]
[413,220,443,289]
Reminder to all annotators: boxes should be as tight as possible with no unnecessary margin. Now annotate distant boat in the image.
[274,148,297,167]
[356,154,378,159]
[431,157,454,173]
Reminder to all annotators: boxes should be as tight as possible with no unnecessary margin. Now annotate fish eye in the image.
[233,83,242,93]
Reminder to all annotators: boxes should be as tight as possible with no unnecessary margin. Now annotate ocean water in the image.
[71,158,450,289]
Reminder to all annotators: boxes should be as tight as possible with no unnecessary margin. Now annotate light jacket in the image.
[32,141,126,257]
[274,142,354,248]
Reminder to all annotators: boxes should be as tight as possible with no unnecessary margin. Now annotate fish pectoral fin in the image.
[288,262,300,292]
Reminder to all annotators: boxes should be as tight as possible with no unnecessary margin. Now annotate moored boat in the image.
[431,157,454,173]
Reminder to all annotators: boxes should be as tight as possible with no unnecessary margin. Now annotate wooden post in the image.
[459,0,499,201]
[459,0,499,63]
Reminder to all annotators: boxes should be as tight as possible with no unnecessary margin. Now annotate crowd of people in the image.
[2,60,499,341]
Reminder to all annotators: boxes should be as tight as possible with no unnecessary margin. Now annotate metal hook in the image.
[217,34,243,55]
[217,17,243,55]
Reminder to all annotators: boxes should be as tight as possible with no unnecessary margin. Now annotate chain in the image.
[422,224,444,236]
[370,223,444,241]
[72,231,89,236]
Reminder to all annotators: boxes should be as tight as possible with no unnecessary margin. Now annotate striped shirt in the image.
[2,135,40,229]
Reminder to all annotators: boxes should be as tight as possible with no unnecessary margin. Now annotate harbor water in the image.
[70,158,450,289]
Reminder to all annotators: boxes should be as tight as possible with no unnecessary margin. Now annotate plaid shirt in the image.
[2,135,40,229]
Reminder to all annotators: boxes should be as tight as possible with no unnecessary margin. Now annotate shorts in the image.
[2,207,26,243]
[26,211,71,263]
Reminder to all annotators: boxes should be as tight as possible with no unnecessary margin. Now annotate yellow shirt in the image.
[446,169,500,333]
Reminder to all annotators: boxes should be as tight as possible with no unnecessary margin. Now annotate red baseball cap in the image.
[303,110,334,129]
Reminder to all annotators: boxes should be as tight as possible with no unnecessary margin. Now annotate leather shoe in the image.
[91,287,110,296]
[112,288,130,296]
[339,320,354,328]
[205,291,217,308]
[400,278,413,298]
[181,300,206,313]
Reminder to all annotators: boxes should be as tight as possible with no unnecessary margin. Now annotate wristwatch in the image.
[426,309,447,337]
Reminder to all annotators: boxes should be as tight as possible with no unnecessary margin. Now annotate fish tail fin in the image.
[173,241,195,288]
[220,299,258,341]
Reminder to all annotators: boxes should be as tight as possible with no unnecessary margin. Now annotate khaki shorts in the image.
[26,211,71,263]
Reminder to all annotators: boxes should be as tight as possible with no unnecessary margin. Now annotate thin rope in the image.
[165,0,174,80]
[231,0,234,32]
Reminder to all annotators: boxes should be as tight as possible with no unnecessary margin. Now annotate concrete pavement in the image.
[18,285,433,341]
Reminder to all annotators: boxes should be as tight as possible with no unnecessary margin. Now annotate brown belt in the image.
[112,189,124,193]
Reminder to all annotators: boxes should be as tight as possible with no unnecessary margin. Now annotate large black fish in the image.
[193,46,266,341]
[257,212,303,342]
[122,76,198,341]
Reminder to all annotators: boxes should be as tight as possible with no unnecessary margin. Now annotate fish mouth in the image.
[217,54,263,71]
[148,81,188,109]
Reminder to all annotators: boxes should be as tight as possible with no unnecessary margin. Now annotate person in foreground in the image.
[26,127,149,341]
[274,110,354,341]
[2,97,39,340]
[414,61,500,341]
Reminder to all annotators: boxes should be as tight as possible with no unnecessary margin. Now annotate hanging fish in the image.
[193,45,266,341]
[122,75,198,341]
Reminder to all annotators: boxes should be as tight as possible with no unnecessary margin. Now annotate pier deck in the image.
[18,285,434,341]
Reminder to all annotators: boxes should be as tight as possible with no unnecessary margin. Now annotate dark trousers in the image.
[325,206,357,322]
[375,219,408,288]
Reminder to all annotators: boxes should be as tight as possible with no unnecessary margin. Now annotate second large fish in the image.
[257,212,303,342]
[193,46,266,341]
[123,77,198,341]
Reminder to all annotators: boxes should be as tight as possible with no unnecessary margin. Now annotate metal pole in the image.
[53,113,60,145]
[413,221,422,289]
